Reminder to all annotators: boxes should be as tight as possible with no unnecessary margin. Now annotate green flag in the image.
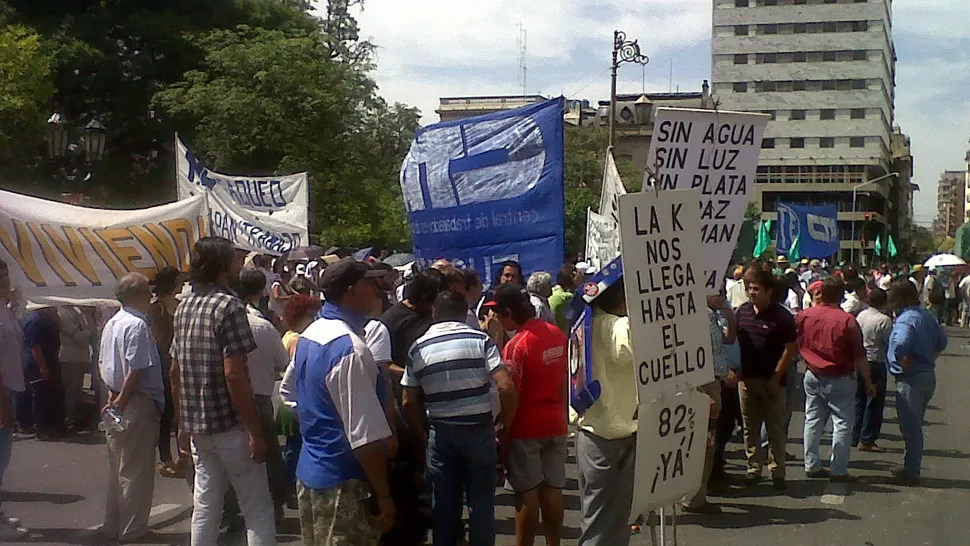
[874,233,883,257]
[888,235,898,257]
[753,219,772,257]
[788,234,801,261]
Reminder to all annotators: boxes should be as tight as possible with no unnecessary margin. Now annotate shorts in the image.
[506,435,568,493]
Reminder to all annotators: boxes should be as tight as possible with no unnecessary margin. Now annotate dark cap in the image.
[320,258,384,298]
[491,283,530,311]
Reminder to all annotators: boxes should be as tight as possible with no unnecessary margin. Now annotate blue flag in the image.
[776,203,839,259]
[399,98,565,287]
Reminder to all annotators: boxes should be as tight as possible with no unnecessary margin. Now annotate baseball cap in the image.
[810,259,821,267]
[575,261,597,274]
[807,280,824,295]
[319,258,384,298]
[490,283,530,312]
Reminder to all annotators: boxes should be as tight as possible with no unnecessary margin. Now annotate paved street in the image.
[4,329,969,546]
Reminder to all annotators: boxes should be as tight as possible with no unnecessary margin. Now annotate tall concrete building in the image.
[712,0,904,261]
[934,170,965,238]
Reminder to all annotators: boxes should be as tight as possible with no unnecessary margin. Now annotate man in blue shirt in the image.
[295,259,394,545]
[887,279,947,484]
[22,306,64,441]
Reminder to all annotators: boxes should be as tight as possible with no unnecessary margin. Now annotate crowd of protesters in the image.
[0,242,954,545]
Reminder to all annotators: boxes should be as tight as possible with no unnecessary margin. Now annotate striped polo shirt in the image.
[402,321,505,426]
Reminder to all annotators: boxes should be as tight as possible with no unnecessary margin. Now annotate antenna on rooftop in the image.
[517,23,527,95]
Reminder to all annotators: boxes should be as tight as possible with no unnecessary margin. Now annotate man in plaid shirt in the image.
[170,237,277,546]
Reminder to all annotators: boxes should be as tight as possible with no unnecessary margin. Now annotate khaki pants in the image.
[686,381,721,508]
[739,378,787,479]
[104,392,161,540]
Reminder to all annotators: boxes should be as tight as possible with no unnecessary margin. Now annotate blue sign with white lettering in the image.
[400,98,565,285]
[776,203,840,259]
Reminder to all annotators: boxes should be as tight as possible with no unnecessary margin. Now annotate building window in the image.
[762,110,777,120]
[853,50,868,61]
[734,54,748,65]
[735,25,749,36]
[853,21,869,31]
[762,138,776,149]
[824,0,837,3]
[733,82,748,92]
[735,0,748,6]
[823,22,837,33]
[821,109,836,120]
[852,79,867,90]
[790,138,805,149]
[850,137,865,148]
[763,0,777,5]
[762,24,778,35]
[758,81,777,92]
[793,51,807,62]
[790,110,806,120]
[851,108,866,119]
[823,51,837,62]
[820,137,835,148]
[793,80,806,91]
[793,23,807,34]
[762,53,777,63]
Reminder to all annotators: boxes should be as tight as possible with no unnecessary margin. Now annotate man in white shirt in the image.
[239,268,290,521]
[99,273,166,543]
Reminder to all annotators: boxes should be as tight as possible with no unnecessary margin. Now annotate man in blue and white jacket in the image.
[293,258,395,546]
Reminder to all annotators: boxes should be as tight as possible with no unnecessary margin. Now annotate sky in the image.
[341,0,970,225]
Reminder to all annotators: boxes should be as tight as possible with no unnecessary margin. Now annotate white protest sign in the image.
[630,390,712,521]
[585,208,620,272]
[599,149,626,224]
[642,108,769,291]
[176,135,309,255]
[0,190,208,305]
[619,190,714,404]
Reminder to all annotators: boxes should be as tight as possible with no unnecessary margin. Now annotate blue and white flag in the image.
[776,203,839,259]
[399,98,565,287]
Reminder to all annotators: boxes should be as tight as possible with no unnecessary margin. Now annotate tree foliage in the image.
[0,24,53,166]
[909,225,936,260]
[563,126,638,257]
[0,0,419,248]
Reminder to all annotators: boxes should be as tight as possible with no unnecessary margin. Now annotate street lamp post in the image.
[609,31,649,149]
[850,171,899,265]
[46,112,107,198]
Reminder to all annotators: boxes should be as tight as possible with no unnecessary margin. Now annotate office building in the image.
[712,0,904,261]
[934,170,965,238]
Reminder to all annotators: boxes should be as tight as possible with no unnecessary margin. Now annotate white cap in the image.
[576,261,597,274]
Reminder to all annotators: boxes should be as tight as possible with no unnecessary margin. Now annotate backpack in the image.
[929,278,945,305]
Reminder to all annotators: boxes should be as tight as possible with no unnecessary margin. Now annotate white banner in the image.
[642,108,769,291]
[585,208,620,272]
[630,391,711,521]
[619,190,714,404]
[0,190,208,305]
[599,150,626,225]
[176,135,309,255]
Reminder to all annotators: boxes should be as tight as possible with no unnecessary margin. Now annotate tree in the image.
[563,126,638,256]
[0,24,53,167]
[909,225,936,260]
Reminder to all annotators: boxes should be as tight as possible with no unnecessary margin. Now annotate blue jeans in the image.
[426,423,496,546]
[852,363,888,446]
[803,370,856,476]
[895,371,936,476]
[0,389,16,513]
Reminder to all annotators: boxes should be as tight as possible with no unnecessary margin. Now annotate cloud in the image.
[346,0,969,223]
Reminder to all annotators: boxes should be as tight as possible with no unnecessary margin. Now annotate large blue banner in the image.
[776,203,840,259]
[400,98,565,287]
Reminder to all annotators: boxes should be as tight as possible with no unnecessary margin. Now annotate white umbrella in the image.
[924,253,966,268]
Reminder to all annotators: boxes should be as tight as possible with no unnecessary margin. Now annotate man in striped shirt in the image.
[402,291,518,546]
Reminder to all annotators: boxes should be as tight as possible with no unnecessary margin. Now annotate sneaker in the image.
[0,520,27,540]
[858,443,885,453]
[891,467,920,486]
[806,469,830,479]
[772,478,787,490]
[785,452,797,462]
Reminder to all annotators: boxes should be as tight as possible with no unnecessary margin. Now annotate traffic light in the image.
[864,213,872,221]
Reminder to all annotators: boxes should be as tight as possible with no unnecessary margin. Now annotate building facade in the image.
[712,0,901,261]
[933,170,965,238]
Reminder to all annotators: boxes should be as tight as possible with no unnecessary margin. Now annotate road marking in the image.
[820,482,846,505]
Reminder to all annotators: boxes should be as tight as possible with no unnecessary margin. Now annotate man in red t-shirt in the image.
[493,284,568,546]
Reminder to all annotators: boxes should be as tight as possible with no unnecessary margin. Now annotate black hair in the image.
[409,268,444,306]
[887,279,919,311]
[495,260,523,285]
[744,268,776,293]
[557,263,577,289]
[463,269,482,291]
[190,237,236,285]
[868,287,887,309]
[432,290,469,323]
[495,287,536,326]
[591,281,626,314]
[820,277,845,304]
[154,266,183,296]
[238,267,268,299]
